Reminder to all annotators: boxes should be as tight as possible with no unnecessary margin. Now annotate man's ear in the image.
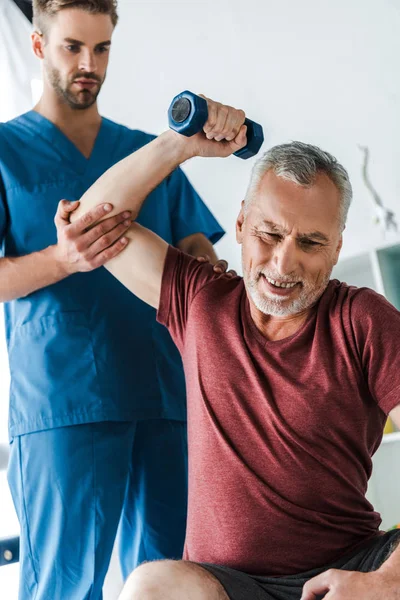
[236,200,245,245]
[32,31,45,60]
[333,232,343,266]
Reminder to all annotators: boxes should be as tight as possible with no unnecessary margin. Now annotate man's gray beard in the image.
[48,67,101,110]
[244,268,332,317]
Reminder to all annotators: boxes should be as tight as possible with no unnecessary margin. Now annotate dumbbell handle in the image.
[168,91,264,160]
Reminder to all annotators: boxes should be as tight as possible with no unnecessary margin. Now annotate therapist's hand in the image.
[53,200,132,275]
[196,255,237,277]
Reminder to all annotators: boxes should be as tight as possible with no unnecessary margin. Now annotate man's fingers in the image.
[85,219,132,259]
[201,96,246,143]
[225,110,246,142]
[301,570,334,600]
[54,200,80,227]
[69,203,113,235]
[208,104,229,141]
[213,259,228,273]
[63,200,80,212]
[203,98,218,139]
[89,236,129,268]
[229,124,247,152]
[217,108,245,142]
[82,212,132,248]
[196,254,210,263]
[197,258,236,277]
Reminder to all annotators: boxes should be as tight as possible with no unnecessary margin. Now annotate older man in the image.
[63,99,400,600]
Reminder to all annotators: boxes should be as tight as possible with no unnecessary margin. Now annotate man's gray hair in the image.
[244,141,352,232]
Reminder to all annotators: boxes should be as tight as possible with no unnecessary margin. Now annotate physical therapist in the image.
[0,1,228,598]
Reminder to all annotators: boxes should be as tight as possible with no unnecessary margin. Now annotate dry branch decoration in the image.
[358,145,398,233]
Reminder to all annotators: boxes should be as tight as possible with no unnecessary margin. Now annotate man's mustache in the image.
[257,271,303,285]
[72,73,102,83]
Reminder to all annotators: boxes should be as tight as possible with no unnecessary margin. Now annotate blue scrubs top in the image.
[0,112,224,438]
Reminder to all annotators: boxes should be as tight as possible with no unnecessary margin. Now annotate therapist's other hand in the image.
[196,255,237,277]
[53,200,132,275]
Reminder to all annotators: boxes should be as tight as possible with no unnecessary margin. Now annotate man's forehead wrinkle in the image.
[258,220,287,234]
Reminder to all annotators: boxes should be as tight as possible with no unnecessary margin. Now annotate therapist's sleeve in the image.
[167,167,225,246]
[0,174,8,252]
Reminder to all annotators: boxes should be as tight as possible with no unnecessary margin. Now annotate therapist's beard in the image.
[48,67,103,110]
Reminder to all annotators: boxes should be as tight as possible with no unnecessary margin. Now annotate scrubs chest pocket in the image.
[9,312,102,432]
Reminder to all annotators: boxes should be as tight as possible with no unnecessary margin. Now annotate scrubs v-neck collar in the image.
[22,110,111,175]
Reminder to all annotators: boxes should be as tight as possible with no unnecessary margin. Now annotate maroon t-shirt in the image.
[157,246,400,576]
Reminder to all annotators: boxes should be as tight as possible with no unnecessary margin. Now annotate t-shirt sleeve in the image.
[350,288,400,415]
[157,245,218,352]
[167,167,225,246]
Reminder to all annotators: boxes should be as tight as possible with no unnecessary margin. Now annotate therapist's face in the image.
[35,9,114,110]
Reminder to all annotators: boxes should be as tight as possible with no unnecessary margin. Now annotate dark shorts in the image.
[200,530,400,600]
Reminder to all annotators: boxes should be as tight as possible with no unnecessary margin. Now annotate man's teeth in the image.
[265,276,297,289]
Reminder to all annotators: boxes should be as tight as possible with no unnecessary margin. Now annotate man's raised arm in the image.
[67,98,247,308]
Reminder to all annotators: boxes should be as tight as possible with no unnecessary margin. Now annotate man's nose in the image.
[272,238,299,278]
[79,49,97,73]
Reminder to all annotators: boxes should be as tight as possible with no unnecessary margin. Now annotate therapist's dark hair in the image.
[33,0,119,35]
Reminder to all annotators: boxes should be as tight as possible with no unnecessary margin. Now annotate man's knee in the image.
[118,559,228,600]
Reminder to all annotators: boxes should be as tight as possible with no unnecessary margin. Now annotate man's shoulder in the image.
[1,112,28,128]
[0,112,30,141]
[0,114,34,177]
[168,246,244,303]
[329,278,388,301]
[101,117,157,151]
[326,278,398,320]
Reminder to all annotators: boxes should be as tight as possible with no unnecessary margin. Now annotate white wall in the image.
[0,0,40,120]
[99,0,400,272]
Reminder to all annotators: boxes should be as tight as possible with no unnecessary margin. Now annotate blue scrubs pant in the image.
[7,419,188,600]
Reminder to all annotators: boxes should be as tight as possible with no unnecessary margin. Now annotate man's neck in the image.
[249,302,311,341]
[33,89,102,159]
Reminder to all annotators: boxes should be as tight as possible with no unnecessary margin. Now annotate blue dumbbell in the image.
[168,90,264,159]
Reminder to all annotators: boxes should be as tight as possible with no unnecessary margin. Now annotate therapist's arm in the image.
[0,204,132,303]
[177,233,218,264]
[68,99,247,308]
[177,233,236,276]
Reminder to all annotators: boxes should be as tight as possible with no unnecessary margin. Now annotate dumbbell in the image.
[168,90,264,159]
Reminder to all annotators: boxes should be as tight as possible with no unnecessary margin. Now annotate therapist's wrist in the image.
[47,244,77,278]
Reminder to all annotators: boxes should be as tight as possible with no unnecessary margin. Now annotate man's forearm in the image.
[0,246,67,302]
[72,131,191,223]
